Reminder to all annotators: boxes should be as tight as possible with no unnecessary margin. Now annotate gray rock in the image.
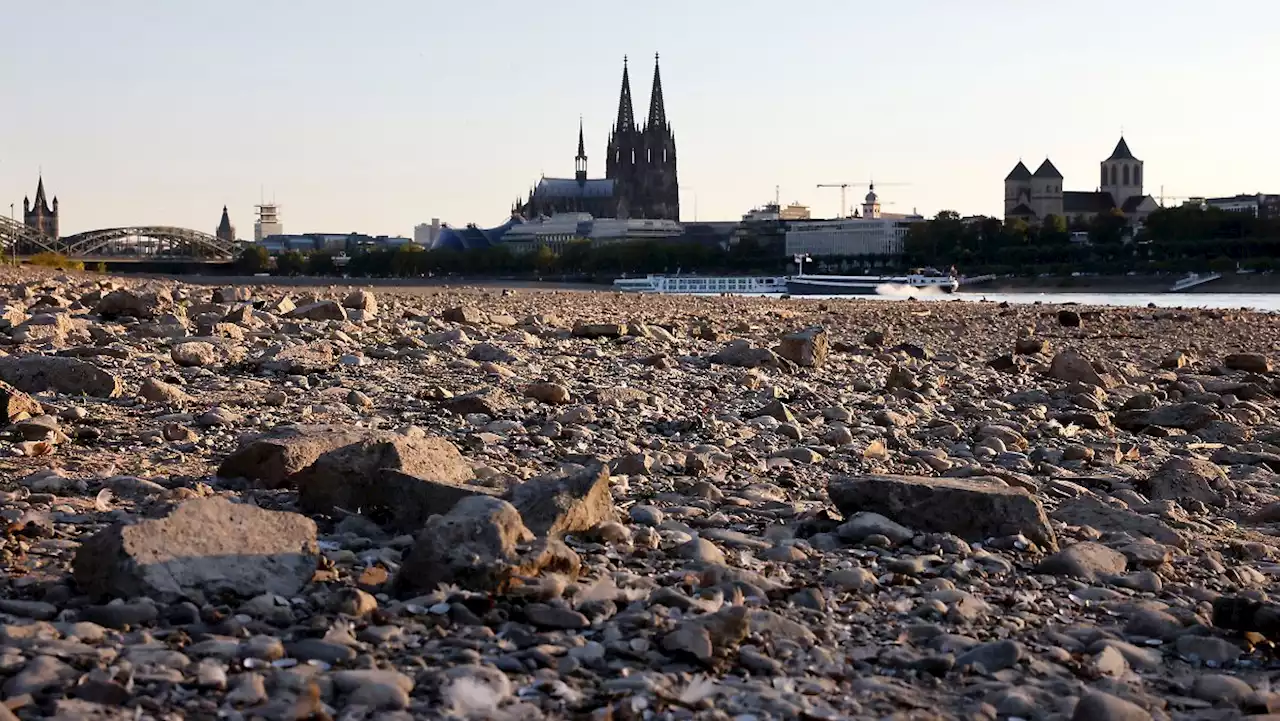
[955,639,1022,672]
[1036,541,1127,581]
[0,355,122,398]
[1052,496,1186,549]
[1145,457,1228,507]
[505,461,616,538]
[837,512,915,545]
[1071,691,1152,721]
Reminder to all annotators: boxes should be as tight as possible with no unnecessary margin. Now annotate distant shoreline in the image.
[960,273,1280,294]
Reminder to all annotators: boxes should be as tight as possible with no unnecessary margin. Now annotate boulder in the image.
[72,497,318,602]
[1036,541,1127,581]
[1224,352,1271,373]
[295,435,477,525]
[342,290,377,314]
[287,301,347,322]
[0,356,122,398]
[138,378,192,406]
[442,387,513,417]
[710,341,789,370]
[0,380,43,422]
[1057,310,1081,327]
[396,496,579,593]
[1116,402,1219,431]
[505,461,616,537]
[526,382,571,405]
[572,322,625,339]
[1048,351,1114,388]
[1144,457,1228,507]
[776,327,829,368]
[95,287,176,320]
[212,286,253,303]
[1052,496,1186,549]
[829,474,1057,551]
[218,425,384,488]
[254,341,335,375]
[1014,337,1049,355]
[171,340,219,368]
[442,306,486,325]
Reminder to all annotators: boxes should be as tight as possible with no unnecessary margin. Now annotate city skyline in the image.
[2,0,1277,237]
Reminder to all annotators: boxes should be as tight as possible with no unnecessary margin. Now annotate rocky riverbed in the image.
[1,269,1280,720]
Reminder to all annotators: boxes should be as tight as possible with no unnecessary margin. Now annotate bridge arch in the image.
[62,226,236,260]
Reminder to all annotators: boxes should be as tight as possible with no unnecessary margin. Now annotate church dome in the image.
[865,184,878,203]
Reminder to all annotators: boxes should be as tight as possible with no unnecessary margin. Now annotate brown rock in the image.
[829,474,1058,551]
[218,425,384,489]
[1036,541,1127,581]
[395,496,537,593]
[1052,496,1186,549]
[256,341,335,375]
[0,356,122,398]
[1015,337,1049,355]
[95,287,177,320]
[572,322,626,339]
[72,497,318,602]
[1144,457,1228,507]
[776,327,829,368]
[442,306,486,325]
[443,387,512,417]
[526,382,571,405]
[505,461,616,538]
[1225,353,1271,373]
[0,380,43,422]
[342,290,377,314]
[1049,351,1114,388]
[286,301,347,321]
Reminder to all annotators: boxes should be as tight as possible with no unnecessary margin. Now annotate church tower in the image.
[1004,161,1033,216]
[22,176,59,241]
[639,53,679,221]
[862,183,882,219]
[605,56,639,217]
[1101,137,1142,207]
[216,206,236,243]
[1031,159,1064,218]
[575,118,588,184]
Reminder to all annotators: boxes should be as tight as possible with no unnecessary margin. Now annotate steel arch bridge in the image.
[0,217,236,260]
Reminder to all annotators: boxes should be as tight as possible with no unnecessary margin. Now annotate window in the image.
[1134,166,1141,186]
[1110,165,1118,186]
[1101,167,1107,187]
[1123,165,1130,185]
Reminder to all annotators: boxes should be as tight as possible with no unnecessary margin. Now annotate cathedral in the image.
[23,176,59,240]
[515,55,679,221]
[216,206,236,243]
[1004,138,1158,224]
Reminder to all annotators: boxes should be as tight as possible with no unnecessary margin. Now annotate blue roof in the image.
[430,216,522,251]
[533,177,616,199]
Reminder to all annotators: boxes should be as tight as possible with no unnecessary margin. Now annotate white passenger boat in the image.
[613,275,787,294]
[786,270,958,296]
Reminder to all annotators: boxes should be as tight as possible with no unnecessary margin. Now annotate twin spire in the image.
[612,53,666,137]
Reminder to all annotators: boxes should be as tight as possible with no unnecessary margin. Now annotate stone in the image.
[0,356,122,398]
[829,474,1058,551]
[138,377,191,405]
[3,655,77,697]
[1161,350,1191,369]
[1175,635,1242,665]
[1052,496,1187,549]
[287,300,348,321]
[342,290,377,314]
[397,496,575,593]
[95,287,175,320]
[443,387,513,417]
[212,286,253,303]
[1191,674,1253,706]
[72,496,318,602]
[171,340,219,367]
[837,512,915,545]
[710,341,787,370]
[1145,457,1228,507]
[1057,310,1081,327]
[777,327,828,368]
[524,603,590,630]
[1036,541,1127,581]
[572,322,625,339]
[1225,352,1271,373]
[1014,337,1048,355]
[0,380,43,422]
[1071,691,1152,721]
[505,461,616,538]
[443,306,486,324]
[1117,402,1220,431]
[955,639,1023,672]
[467,342,517,363]
[662,605,750,664]
[295,434,477,525]
[676,537,726,564]
[526,381,571,405]
[256,341,335,374]
[1049,350,1113,388]
[826,567,879,592]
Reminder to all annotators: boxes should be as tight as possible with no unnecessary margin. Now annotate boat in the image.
[1169,272,1222,292]
[786,268,959,296]
[612,275,787,294]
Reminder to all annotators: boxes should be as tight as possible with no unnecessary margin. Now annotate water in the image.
[947,291,1280,312]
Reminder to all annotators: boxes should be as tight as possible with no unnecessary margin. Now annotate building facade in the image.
[1192,193,1280,217]
[501,213,683,254]
[254,204,283,241]
[516,55,679,221]
[1004,138,1159,224]
[414,219,442,246]
[23,177,58,240]
[216,206,236,243]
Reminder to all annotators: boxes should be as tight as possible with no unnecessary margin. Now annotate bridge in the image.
[0,216,237,260]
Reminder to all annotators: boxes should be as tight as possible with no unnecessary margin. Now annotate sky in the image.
[2,0,1277,237]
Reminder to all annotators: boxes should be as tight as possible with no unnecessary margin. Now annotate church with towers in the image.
[515,54,679,221]
[23,176,59,240]
[1004,138,1159,224]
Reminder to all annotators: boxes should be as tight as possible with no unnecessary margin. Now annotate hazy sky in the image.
[2,0,1277,237]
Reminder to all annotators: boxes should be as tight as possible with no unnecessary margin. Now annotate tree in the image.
[275,251,306,276]
[390,244,425,276]
[532,245,557,274]
[237,245,270,274]
[1088,208,1127,245]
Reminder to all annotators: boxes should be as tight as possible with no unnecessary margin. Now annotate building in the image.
[1189,193,1280,217]
[501,213,683,255]
[1004,138,1159,224]
[216,206,236,243]
[257,233,411,254]
[784,186,920,258]
[516,54,679,221]
[254,204,283,241]
[780,202,811,221]
[22,176,58,240]
[414,219,442,246]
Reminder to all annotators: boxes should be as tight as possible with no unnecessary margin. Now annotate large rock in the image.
[396,496,579,594]
[442,387,513,417]
[342,290,377,314]
[212,286,253,303]
[0,356,122,398]
[138,377,192,405]
[1048,351,1114,388]
[442,306,486,325]
[254,341,335,375]
[1052,496,1186,549]
[1224,352,1271,373]
[219,425,380,488]
[710,341,790,370]
[1116,402,1219,431]
[572,322,625,339]
[95,287,176,320]
[73,497,318,602]
[295,435,478,527]
[776,327,828,368]
[0,380,43,422]
[1036,541,1127,581]
[1144,457,1228,507]
[505,461,616,537]
[171,340,219,368]
[286,301,347,321]
[828,474,1058,551]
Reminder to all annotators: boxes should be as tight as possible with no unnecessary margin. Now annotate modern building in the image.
[254,203,283,241]
[780,202,811,221]
[257,233,411,254]
[414,219,442,246]
[1004,138,1159,224]
[501,213,683,254]
[784,186,920,258]
[22,176,58,240]
[1189,193,1280,217]
[216,206,236,243]
[516,54,679,221]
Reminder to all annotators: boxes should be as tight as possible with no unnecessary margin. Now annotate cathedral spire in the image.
[613,56,635,134]
[646,52,666,129]
[33,176,49,212]
[575,116,588,182]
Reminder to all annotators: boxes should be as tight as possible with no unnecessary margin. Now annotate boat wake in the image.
[875,283,949,298]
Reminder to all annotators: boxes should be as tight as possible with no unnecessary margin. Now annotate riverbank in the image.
[962,272,1280,294]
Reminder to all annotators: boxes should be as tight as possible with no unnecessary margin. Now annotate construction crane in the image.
[1157,186,1198,208]
[817,181,910,218]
